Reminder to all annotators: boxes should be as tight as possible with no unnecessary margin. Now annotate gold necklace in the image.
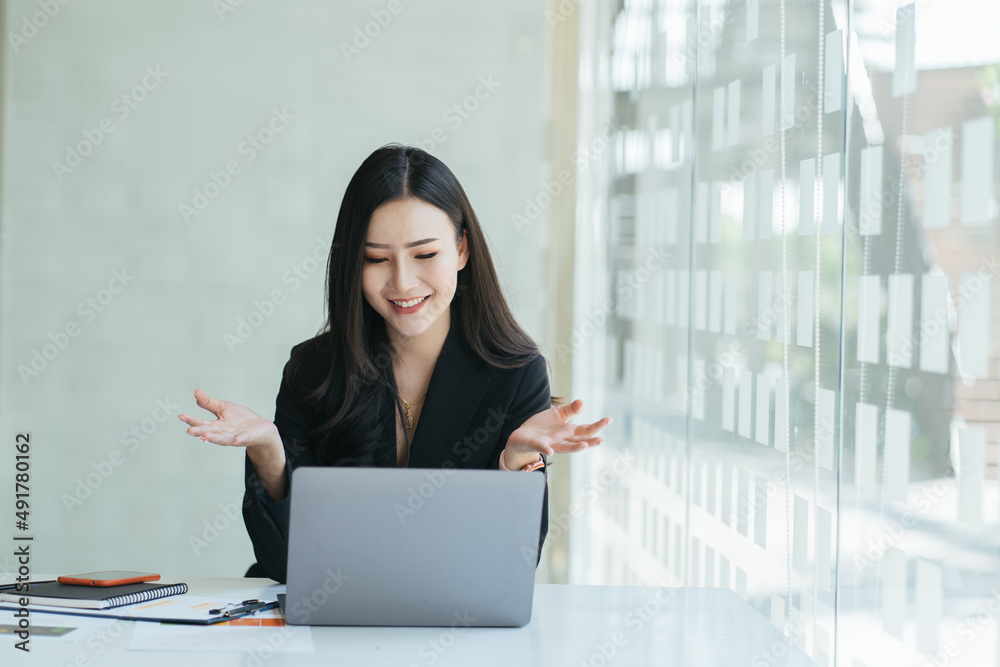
[398,389,427,429]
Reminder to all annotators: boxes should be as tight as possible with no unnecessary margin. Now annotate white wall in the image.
[0,0,549,577]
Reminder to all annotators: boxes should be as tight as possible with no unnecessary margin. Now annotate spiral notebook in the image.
[0,580,188,610]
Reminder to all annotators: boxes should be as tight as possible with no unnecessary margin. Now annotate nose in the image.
[389,256,419,293]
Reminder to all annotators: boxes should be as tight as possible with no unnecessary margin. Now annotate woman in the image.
[178,144,611,583]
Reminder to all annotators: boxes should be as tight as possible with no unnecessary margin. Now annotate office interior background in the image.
[0,0,998,664]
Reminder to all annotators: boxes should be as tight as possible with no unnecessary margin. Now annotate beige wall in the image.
[0,0,552,578]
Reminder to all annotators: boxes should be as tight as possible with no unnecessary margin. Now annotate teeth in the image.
[390,296,427,308]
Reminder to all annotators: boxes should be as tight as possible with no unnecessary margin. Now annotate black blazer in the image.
[242,324,551,583]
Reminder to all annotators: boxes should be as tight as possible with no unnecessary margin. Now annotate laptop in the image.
[280,466,546,627]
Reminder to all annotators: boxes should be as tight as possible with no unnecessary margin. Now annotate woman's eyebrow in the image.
[365,237,438,249]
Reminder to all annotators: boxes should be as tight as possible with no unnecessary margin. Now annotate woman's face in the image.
[362,197,468,346]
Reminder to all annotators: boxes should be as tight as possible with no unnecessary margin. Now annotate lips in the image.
[388,296,429,308]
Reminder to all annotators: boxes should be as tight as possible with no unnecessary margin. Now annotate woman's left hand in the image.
[505,399,611,462]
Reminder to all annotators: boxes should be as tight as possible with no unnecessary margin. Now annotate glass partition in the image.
[574,0,1000,664]
[838,1,1000,665]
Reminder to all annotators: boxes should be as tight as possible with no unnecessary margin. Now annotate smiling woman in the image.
[177,144,610,582]
[361,197,468,350]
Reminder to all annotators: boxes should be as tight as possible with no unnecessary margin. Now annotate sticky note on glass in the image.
[776,272,791,343]
[793,495,808,574]
[823,152,842,235]
[774,379,788,452]
[759,169,774,239]
[781,53,796,130]
[695,270,707,331]
[857,275,881,364]
[799,157,816,235]
[797,271,814,347]
[744,173,757,241]
[855,402,878,492]
[915,559,943,654]
[762,63,776,137]
[824,30,844,113]
[859,145,884,235]
[919,273,950,374]
[758,271,772,340]
[817,507,832,590]
[746,0,759,42]
[724,270,738,335]
[710,182,722,244]
[737,469,750,537]
[755,374,771,446]
[817,388,836,471]
[709,270,723,333]
[713,86,726,150]
[886,274,914,369]
[706,459,717,516]
[923,127,953,229]
[960,116,996,225]
[958,272,991,379]
[882,547,907,637]
[721,463,733,526]
[739,370,753,438]
[957,426,985,526]
[892,4,916,97]
[727,79,741,147]
[723,366,736,432]
[753,476,768,548]
[884,408,911,504]
[666,270,677,326]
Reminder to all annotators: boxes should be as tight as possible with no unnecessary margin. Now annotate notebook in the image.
[0,580,188,610]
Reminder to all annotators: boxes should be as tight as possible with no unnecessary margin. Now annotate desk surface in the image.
[6,578,812,666]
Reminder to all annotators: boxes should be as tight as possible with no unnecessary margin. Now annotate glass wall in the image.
[839,1,1000,665]
[573,0,1000,664]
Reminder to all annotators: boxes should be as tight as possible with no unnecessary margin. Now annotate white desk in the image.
[7,578,813,666]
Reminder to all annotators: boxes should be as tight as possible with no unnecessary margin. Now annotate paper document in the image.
[128,609,314,653]
[0,595,275,625]
[0,608,111,642]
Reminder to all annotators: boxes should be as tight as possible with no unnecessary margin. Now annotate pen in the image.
[209,599,277,618]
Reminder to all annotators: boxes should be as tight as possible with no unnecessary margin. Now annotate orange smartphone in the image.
[57,571,161,587]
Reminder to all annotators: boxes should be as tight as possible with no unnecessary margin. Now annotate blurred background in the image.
[2,1,1000,665]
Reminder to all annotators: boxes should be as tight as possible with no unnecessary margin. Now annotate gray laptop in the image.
[280,467,545,627]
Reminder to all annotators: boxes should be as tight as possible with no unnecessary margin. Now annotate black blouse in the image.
[241,324,551,583]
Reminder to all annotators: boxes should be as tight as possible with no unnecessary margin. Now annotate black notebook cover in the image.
[0,580,188,609]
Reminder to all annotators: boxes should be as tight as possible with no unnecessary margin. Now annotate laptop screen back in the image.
[284,467,545,627]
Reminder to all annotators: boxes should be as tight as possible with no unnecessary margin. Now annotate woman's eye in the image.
[363,252,437,264]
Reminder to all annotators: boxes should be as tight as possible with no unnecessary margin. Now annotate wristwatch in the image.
[500,449,546,472]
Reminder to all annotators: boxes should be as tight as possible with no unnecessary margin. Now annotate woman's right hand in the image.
[178,388,281,450]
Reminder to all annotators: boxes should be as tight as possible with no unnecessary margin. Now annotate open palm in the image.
[177,388,279,449]
[507,399,611,458]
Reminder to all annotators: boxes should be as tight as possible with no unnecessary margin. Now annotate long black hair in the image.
[293,144,543,465]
